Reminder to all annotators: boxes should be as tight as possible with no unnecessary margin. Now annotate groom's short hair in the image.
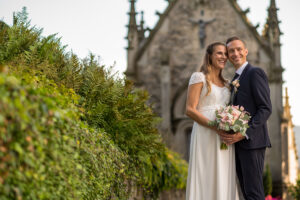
[226,36,246,47]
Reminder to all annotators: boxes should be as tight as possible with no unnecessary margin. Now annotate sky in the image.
[0,0,299,126]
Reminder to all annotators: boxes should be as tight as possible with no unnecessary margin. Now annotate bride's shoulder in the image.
[189,72,206,85]
[191,71,205,77]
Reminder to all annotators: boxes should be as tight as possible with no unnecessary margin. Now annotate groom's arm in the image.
[247,68,272,137]
[221,68,272,145]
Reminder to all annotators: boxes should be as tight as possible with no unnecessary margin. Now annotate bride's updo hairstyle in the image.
[200,42,227,96]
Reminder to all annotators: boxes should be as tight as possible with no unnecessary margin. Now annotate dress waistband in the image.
[198,104,224,111]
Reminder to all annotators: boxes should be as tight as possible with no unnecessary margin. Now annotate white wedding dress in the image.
[186,72,240,200]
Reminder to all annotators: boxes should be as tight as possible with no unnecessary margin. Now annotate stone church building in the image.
[125,0,298,198]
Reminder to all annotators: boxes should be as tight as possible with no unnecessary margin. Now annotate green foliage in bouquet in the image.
[208,105,251,150]
[263,164,272,196]
[209,105,251,136]
[0,7,188,199]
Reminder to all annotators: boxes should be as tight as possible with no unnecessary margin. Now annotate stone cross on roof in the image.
[189,17,216,48]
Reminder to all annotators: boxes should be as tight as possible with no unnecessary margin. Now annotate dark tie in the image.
[232,73,239,82]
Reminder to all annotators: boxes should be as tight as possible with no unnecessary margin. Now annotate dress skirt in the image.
[186,106,239,200]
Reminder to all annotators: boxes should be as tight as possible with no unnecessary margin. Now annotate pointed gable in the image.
[135,0,179,62]
[134,0,272,67]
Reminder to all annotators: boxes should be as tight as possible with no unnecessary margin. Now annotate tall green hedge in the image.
[0,72,129,199]
[0,7,188,199]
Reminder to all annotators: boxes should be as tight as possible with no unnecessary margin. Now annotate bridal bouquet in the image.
[209,105,251,150]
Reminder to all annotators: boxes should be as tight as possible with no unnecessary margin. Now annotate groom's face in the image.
[227,40,248,68]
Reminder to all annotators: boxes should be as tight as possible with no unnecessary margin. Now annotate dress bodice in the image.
[188,72,230,110]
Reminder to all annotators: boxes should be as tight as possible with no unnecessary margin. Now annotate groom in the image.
[222,36,272,200]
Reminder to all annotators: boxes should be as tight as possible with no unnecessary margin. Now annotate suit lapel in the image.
[238,63,251,82]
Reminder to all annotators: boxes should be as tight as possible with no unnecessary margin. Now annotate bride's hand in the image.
[221,132,245,145]
[216,129,228,137]
[211,128,233,145]
[216,130,232,145]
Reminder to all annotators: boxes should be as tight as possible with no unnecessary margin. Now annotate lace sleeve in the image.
[189,72,205,85]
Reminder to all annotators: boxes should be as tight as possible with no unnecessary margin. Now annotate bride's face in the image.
[211,45,227,70]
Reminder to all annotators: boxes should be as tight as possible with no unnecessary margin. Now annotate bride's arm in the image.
[186,82,229,139]
[185,83,217,131]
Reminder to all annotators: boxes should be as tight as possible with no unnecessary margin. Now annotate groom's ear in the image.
[244,48,248,56]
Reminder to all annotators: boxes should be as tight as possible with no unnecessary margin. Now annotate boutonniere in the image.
[231,79,240,92]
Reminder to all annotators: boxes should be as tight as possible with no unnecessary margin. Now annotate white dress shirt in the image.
[235,61,248,78]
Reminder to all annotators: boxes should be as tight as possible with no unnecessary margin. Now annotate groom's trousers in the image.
[235,147,266,200]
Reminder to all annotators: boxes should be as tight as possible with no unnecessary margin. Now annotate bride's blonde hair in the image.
[200,42,227,96]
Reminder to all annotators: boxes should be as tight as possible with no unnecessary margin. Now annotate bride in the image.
[185,42,240,200]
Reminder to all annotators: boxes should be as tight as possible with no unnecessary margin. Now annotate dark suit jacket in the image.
[233,63,272,149]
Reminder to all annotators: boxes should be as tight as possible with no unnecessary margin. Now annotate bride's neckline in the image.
[207,74,226,88]
[211,82,226,88]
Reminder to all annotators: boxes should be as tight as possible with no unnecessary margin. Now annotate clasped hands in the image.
[217,130,245,145]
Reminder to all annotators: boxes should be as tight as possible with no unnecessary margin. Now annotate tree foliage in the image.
[0,7,188,199]
[0,72,129,199]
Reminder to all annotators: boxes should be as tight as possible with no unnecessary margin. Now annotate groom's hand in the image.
[216,130,229,137]
[221,132,245,145]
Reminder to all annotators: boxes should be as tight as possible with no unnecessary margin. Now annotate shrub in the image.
[0,7,188,199]
[289,178,300,200]
[0,72,128,199]
[78,56,188,198]
[263,164,272,196]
